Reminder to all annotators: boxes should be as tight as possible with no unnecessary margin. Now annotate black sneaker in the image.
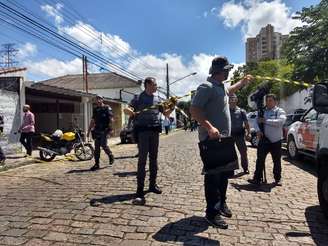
[205,214,228,229]
[132,196,146,205]
[90,164,100,171]
[243,169,250,174]
[148,184,162,194]
[109,154,114,165]
[248,178,260,185]
[220,202,232,218]
[275,179,282,186]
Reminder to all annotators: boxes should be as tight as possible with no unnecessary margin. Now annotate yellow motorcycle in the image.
[38,128,94,162]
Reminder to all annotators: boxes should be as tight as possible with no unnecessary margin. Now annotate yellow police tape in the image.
[132,74,313,120]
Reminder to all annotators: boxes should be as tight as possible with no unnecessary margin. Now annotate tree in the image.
[282,0,328,83]
[231,60,297,110]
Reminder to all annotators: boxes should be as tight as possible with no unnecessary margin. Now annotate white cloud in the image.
[219,0,302,39]
[128,53,241,97]
[17,43,37,60]
[25,58,82,78]
[41,3,63,26]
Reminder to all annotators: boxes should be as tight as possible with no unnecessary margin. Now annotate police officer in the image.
[124,77,175,205]
[190,56,253,229]
[248,94,286,185]
[87,95,114,171]
[229,93,250,174]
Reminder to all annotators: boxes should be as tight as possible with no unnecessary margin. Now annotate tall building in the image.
[246,24,288,63]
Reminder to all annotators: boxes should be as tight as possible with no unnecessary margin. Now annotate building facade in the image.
[246,24,289,63]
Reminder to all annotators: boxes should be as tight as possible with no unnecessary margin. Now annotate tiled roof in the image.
[38,72,141,90]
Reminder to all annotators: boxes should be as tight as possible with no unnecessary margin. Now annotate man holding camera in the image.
[87,95,115,171]
[124,77,175,205]
[248,94,286,186]
[190,56,253,229]
[229,93,250,174]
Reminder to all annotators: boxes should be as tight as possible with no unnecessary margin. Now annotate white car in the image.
[286,108,323,160]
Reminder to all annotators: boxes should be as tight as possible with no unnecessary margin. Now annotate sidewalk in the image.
[0,137,121,172]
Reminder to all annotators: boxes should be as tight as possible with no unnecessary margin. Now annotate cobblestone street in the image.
[0,130,327,246]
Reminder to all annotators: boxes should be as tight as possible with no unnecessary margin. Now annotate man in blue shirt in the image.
[124,77,175,205]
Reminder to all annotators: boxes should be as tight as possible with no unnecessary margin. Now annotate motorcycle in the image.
[38,128,94,162]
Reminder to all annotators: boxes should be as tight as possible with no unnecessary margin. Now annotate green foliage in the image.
[232,60,298,110]
[282,0,328,82]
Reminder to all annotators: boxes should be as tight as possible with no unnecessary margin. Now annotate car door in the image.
[298,108,318,151]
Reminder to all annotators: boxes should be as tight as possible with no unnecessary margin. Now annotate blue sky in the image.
[0,0,320,95]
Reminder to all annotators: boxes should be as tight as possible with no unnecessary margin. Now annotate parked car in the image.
[246,112,258,147]
[286,83,328,218]
[283,111,306,141]
[120,122,135,144]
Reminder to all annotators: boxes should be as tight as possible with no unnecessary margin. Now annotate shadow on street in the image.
[113,171,137,177]
[153,216,219,246]
[230,182,276,193]
[66,166,108,174]
[90,193,136,207]
[285,205,328,245]
[282,154,317,177]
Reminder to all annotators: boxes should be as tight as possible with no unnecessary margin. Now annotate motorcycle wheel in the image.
[39,150,56,162]
[74,143,94,161]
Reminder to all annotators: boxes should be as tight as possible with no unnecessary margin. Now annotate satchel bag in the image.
[198,137,238,172]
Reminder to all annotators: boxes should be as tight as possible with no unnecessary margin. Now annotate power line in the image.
[0,2,143,81]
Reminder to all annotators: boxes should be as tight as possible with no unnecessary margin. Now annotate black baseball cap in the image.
[209,56,234,74]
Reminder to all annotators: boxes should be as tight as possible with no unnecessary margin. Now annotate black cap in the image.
[209,56,234,74]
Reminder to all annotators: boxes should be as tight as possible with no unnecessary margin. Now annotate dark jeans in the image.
[254,139,282,181]
[20,132,33,155]
[232,134,249,171]
[94,133,112,165]
[0,146,5,161]
[204,172,229,219]
[164,126,170,135]
[137,130,159,194]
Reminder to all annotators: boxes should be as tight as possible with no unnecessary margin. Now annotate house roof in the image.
[26,82,123,104]
[38,72,141,91]
[0,67,26,75]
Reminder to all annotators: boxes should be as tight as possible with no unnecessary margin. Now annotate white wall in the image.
[89,87,142,103]
[0,89,22,154]
[279,89,312,114]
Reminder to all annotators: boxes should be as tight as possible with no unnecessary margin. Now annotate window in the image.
[303,109,318,122]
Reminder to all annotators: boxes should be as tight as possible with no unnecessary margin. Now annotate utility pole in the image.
[166,63,169,99]
[82,55,88,93]
[0,43,18,68]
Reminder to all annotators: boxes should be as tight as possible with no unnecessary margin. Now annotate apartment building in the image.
[246,24,289,63]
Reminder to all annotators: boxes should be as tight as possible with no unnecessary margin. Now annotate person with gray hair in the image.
[190,56,253,229]
[18,104,35,156]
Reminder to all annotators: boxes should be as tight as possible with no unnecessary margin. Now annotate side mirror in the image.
[313,82,328,113]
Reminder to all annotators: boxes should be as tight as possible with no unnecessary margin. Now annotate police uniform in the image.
[230,106,249,172]
[92,105,114,167]
[130,91,163,198]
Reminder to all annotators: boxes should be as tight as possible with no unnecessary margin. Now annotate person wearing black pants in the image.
[253,139,282,182]
[190,56,253,229]
[18,105,35,156]
[248,94,286,186]
[87,95,114,171]
[20,132,33,156]
[124,77,175,205]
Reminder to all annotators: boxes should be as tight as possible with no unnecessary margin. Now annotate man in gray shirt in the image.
[248,94,286,186]
[190,56,253,229]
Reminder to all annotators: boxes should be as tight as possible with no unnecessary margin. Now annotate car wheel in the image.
[251,135,258,147]
[287,136,299,160]
[318,160,328,218]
